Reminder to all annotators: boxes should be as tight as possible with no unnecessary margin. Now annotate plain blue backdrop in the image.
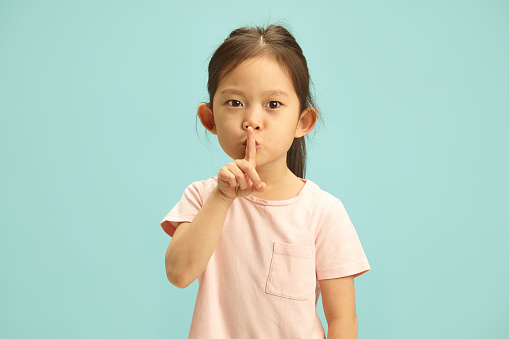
[1,0,508,338]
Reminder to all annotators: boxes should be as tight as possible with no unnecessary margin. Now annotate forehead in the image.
[216,57,295,95]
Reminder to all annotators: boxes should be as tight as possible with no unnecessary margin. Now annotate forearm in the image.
[166,186,234,287]
[327,317,358,339]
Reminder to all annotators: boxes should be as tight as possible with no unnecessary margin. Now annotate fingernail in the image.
[257,183,262,189]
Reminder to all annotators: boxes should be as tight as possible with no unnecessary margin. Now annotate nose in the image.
[242,108,262,131]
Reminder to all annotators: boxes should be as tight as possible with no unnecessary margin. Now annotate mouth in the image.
[242,142,260,150]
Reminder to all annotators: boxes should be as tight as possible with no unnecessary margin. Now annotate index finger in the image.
[245,126,257,166]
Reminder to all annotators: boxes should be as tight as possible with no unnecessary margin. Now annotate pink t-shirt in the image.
[161,176,370,338]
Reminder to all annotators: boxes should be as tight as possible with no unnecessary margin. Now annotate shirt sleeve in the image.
[315,200,371,280]
[160,179,211,237]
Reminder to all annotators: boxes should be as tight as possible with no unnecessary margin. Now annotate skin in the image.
[320,276,358,338]
[198,56,317,200]
[195,56,358,337]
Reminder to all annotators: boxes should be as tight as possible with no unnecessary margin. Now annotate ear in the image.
[197,103,217,135]
[294,107,318,138]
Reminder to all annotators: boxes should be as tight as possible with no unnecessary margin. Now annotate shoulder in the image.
[303,179,343,210]
[182,176,218,203]
[187,176,218,191]
[302,179,352,224]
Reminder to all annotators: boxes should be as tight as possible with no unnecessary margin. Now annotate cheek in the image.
[215,123,233,141]
[215,126,239,154]
[282,128,299,151]
[215,132,229,149]
[266,131,295,154]
[284,136,296,152]
[217,135,229,148]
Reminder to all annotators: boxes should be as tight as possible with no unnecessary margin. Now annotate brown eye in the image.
[266,101,281,109]
[227,100,242,107]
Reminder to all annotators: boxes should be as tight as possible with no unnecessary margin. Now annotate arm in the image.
[165,186,234,288]
[320,275,358,339]
[165,127,264,288]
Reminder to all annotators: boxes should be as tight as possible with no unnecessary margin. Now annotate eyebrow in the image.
[219,89,289,97]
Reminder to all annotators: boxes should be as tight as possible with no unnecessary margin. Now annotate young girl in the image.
[161,24,370,339]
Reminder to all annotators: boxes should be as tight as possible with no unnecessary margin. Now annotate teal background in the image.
[1,0,508,338]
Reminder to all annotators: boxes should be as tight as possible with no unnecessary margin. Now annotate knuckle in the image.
[237,159,250,168]
[219,167,235,180]
[218,168,227,177]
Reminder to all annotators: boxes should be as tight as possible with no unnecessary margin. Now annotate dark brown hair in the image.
[206,24,318,178]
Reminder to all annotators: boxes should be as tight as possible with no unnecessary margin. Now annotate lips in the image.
[243,143,260,150]
[242,140,260,150]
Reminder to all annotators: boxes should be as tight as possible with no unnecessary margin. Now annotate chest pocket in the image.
[265,242,316,301]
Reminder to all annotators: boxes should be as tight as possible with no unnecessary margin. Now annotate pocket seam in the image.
[274,242,315,258]
[265,242,316,301]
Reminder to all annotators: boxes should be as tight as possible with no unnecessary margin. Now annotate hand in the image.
[217,127,266,200]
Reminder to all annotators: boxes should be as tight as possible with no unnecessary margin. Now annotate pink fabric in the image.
[161,176,370,338]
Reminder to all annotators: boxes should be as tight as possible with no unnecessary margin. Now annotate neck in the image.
[255,159,296,190]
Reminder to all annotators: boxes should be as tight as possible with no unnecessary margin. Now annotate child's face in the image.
[209,56,305,169]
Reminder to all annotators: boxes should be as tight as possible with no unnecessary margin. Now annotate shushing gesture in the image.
[217,127,266,199]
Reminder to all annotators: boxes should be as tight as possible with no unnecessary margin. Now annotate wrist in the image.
[213,186,236,205]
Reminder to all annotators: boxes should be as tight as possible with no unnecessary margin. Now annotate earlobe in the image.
[197,103,217,135]
[295,107,318,138]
